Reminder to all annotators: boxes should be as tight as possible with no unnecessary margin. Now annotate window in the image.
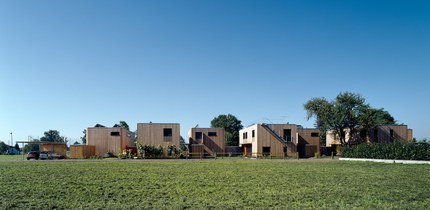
[284,129,291,142]
[252,130,255,138]
[163,128,172,137]
[311,132,319,137]
[208,132,217,137]
[390,129,394,139]
[110,132,120,136]
[243,132,248,139]
[263,147,271,156]
[195,132,202,139]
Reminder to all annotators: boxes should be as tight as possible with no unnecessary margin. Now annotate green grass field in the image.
[0,155,24,161]
[0,159,429,209]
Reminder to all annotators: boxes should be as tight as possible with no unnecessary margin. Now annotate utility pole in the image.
[10,132,13,154]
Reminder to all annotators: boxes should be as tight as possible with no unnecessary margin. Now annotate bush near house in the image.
[341,142,430,160]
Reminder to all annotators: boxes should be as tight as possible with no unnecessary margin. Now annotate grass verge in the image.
[0,159,429,209]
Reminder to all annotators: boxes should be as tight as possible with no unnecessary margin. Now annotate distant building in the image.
[86,127,132,157]
[239,124,320,158]
[136,123,180,149]
[188,127,225,156]
[326,124,413,147]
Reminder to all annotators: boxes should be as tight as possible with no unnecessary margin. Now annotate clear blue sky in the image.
[1,0,429,145]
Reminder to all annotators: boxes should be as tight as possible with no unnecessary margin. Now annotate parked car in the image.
[39,152,52,160]
[27,151,39,160]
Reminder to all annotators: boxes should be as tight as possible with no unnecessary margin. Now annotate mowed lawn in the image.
[0,159,429,209]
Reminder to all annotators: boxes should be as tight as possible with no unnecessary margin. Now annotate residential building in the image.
[188,127,225,156]
[326,124,413,147]
[136,123,180,149]
[86,127,131,157]
[239,124,320,158]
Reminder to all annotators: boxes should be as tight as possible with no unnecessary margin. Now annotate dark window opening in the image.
[311,132,319,137]
[110,132,120,136]
[263,147,271,156]
[164,128,172,137]
[390,129,394,139]
[252,130,255,138]
[208,132,217,137]
[284,129,292,141]
[195,132,202,139]
[243,132,248,139]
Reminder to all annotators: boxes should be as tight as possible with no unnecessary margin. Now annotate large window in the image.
[208,132,217,137]
[195,132,203,139]
[110,132,120,136]
[243,132,248,139]
[164,128,173,141]
[311,132,319,137]
[164,128,172,136]
[263,147,271,156]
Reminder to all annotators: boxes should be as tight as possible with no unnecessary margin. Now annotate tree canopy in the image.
[304,92,396,145]
[211,114,243,146]
[40,130,65,143]
[81,129,86,144]
[0,141,8,154]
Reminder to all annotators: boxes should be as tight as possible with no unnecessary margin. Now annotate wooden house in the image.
[188,127,225,156]
[326,125,413,147]
[136,123,180,149]
[239,124,320,158]
[87,127,130,157]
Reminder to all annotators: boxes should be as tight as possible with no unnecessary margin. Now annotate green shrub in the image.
[341,142,430,160]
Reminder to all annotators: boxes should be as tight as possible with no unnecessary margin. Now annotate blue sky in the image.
[1,0,429,145]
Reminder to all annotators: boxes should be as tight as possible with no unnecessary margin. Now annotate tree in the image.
[81,129,86,144]
[0,141,8,154]
[179,136,187,151]
[304,92,394,145]
[14,143,20,151]
[23,140,40,153]
[358,107,396,141]
[119,121,130,130]
[40,130,64,142]
[211,114,243,146]
[73,141,80,145]
[113,121,129,130]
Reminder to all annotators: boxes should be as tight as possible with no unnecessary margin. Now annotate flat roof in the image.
[16,141,67,145]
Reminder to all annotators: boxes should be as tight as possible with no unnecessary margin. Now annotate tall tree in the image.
[179,136,187,151]
[358,107,396,141]
[40,130,64,142]
[304,92,379,145]
[81,129,87,144]
[211,114,243,146]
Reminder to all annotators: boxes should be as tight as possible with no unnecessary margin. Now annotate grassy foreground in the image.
[0,159,429,209]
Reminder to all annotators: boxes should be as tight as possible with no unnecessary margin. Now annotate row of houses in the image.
[70,122,413,159]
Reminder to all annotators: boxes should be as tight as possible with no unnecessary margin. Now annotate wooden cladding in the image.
[137,123,180,149]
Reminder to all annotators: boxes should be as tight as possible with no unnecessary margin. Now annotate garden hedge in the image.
[341,142,430,160]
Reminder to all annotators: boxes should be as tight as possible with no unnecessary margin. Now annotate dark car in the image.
[27,151,39,160]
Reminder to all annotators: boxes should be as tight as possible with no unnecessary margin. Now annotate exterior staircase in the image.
[261,123,297,151]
